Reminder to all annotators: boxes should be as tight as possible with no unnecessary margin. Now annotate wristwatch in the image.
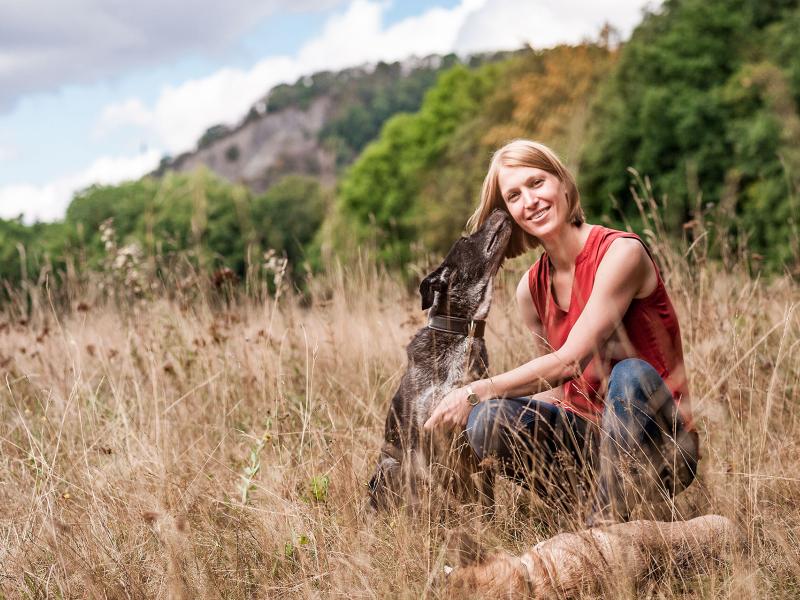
[466,384,481,407]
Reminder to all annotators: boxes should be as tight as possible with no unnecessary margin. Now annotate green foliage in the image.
[66,178,157,262]
[225,144,240,162]
[251,175,326,272]
[267,71,338,113]
[260,57,466,172]
[282,533,310,561]
[0,217,33,284]
[239,422,271,505]
[334,63,503,264]
[307,475,329,503]
[198,124,232,149]
[319,56,461,167]
[64,171,253,273]
[580,0,800,268]
[0,217,69,287]
[331,45,614,263]
[0,170,327,294]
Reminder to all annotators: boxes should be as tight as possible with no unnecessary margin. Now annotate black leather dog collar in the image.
[427,314,486,338]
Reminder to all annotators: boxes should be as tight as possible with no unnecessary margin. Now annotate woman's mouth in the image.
[530,206,550,223]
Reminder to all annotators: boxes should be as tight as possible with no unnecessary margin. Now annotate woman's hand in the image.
[423,385,476,431]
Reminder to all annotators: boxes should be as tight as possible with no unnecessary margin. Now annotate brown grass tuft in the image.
[0,229,798,598]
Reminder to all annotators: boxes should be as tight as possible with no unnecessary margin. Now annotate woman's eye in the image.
[507,192,519,201]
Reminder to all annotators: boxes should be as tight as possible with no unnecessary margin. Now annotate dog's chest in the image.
[406,339,474,431]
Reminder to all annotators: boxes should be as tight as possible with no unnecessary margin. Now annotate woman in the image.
[423,139,699,524]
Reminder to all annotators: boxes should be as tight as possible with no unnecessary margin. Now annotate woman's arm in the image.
[516,270,563,404]
[423,238,652,431]
[478,238,652,398]
[516,270,549,355]
[516,270,540,335]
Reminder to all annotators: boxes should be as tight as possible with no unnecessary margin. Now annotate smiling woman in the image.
[467,140,585,259]
[423,139,699,526]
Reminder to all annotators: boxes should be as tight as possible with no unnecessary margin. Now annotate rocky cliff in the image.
[169,95,335,193]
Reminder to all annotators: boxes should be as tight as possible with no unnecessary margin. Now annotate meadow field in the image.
[1,219,799,599]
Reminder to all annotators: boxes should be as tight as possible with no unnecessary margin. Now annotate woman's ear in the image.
[420,266,449,310]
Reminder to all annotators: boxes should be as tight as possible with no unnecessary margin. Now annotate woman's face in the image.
[498,165,569,240]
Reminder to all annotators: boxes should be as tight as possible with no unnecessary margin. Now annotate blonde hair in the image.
[467,139,585,258]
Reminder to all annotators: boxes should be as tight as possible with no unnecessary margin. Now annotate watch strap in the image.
[466,384,480,407]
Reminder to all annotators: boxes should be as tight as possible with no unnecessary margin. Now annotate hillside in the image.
[330,43,615,263]
[3,3,800,595]
[169,96,336,193]
[157,53,514,193]
[2,0,799,295]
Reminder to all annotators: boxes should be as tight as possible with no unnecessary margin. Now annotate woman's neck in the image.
[540,223,593,271]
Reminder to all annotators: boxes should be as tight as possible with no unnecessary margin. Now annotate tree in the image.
[334,63,502,264]
[580,0,800,268]
[251,175,326,275]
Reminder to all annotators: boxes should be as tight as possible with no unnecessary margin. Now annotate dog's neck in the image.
[427,313,486,338]
[426,282,493,338]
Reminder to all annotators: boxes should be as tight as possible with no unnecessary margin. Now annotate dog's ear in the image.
[420,266,449,310]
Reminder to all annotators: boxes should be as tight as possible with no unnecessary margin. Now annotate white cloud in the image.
[150,58,297,151]
[109,0,489,152]
[293,0,484,70]
[454,0,656,53]
[0,143,18,161]
[93,98,154,138]
[0,149,161,223]
[100,0,657,154]
[0,0,348,112]
[11,0,660,223]
[455,1,565,53]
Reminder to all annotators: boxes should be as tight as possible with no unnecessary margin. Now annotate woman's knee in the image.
[607,359,670,411]
[609,358,660,388]
[466,399,509,461]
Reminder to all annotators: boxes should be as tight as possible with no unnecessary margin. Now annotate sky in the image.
[0,0,659,223]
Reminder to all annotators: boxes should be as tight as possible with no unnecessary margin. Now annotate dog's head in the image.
[367,454,402,512]
[420,210,512,320]
[443,527,531,598]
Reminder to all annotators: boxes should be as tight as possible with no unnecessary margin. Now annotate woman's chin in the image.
[522,219,557,239]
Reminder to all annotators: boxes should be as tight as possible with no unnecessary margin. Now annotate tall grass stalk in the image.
[1,199,799,598]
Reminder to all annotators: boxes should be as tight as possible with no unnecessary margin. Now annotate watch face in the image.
[468,393,480,406]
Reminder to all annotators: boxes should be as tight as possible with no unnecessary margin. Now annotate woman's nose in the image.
[521,188,537,208]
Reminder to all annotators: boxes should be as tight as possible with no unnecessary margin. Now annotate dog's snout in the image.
[486,230,499,254]
[482,213,512,260]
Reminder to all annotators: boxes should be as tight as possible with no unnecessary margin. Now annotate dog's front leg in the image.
[368,445,404,511]
[475,461,496,520]
[446,432,496,519]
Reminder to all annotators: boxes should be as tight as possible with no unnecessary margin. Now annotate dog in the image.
[445,515,743,598]
[368,209,512,512]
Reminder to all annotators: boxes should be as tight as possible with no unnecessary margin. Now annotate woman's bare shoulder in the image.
[516,268,541,329]
[601,237,657,298]
[515,266,535,303]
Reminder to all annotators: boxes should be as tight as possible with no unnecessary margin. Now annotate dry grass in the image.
[1,231,799,598]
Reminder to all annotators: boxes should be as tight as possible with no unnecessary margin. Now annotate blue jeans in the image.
[466,358,699,522]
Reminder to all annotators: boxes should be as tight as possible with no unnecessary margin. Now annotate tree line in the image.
[1,0,798,298]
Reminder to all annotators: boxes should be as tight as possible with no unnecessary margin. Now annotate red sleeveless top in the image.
[528,225,692,427]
